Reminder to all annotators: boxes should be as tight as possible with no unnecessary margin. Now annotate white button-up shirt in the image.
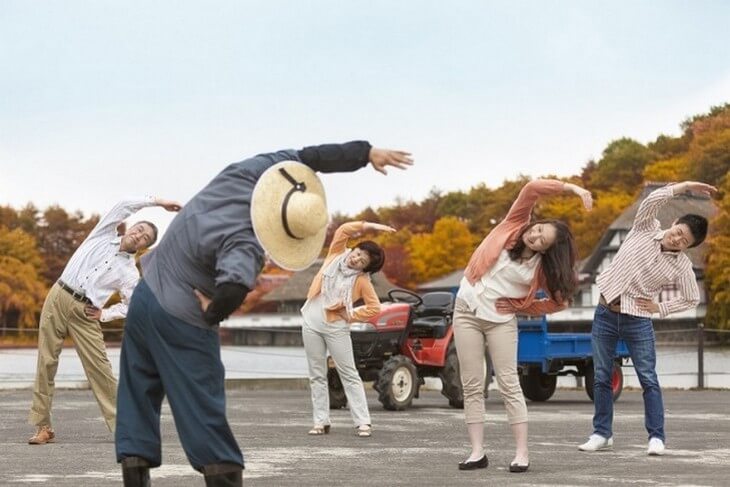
[457,249,540,323]
[59,196,155,322]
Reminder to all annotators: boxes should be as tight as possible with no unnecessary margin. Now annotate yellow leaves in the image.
[0,227,48,328]
[0,255,47,328]
[0,227,44,273]
[406,217,478,284]
[642,156,691,183]
[686,128,730,185]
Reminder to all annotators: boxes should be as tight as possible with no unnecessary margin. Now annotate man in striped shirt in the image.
[578,181,716,456]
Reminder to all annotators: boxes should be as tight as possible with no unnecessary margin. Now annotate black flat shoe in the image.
[509,462,529,473]
[458,455,488,470]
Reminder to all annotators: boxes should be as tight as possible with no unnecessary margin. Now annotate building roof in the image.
[581,182,718,274]
[418,269,464,290]
[263,259,397,302]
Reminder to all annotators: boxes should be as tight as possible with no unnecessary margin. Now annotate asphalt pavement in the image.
[1,387,728,486]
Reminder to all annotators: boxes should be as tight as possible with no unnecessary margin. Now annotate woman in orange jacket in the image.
[454,179,592,473]
[302,220,395,438]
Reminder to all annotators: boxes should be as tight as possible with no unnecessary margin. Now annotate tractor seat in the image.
[416,292,454,318]
[410,316,449,339]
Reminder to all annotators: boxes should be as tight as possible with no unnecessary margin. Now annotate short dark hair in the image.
[134,220,159,248]
[676,214,708,248]
[354,240,385,274]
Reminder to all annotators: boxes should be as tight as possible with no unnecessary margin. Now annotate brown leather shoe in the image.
[28,425,55,445]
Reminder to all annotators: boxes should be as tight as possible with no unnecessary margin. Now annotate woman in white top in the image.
[454,179,592,473]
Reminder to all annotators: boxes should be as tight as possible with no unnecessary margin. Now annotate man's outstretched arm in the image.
[633,181,717,232]
[298,141,413,175]
[90,196,182,238]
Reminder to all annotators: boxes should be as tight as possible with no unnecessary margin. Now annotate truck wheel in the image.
[376,355,417,411]
[520,368,557,402]
[440,342,490,409]
[327,367,348,409]
[584,362,623,402]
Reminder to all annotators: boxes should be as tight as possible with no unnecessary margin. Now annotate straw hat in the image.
[251,161,328,270]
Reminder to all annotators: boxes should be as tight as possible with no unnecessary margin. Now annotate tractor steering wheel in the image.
[387,289,423,307]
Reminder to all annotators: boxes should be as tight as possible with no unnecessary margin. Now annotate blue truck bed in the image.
[518,317,630,373]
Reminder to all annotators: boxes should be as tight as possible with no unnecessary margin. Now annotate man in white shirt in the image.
[27,196,181,445]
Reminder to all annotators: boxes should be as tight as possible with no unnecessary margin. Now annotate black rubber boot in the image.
[121,456,151,487]
[203,463,243,487]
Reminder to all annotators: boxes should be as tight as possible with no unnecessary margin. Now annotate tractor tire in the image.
[584,361,624,402]
[441,343,465,408]
[440,342,490,409]
[376,355,417,411]
[327,367,348,409]
[520,368,557,402]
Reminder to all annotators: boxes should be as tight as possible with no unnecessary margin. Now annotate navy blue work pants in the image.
[115,279,243,471]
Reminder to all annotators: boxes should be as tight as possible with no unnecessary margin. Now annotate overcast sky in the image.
[2,1,729,233]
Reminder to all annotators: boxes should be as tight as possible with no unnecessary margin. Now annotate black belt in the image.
[58,280,92,305]
[599,294,621,313]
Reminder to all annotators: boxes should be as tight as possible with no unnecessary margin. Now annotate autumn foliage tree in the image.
[642,156,690,183]
[0,227,47,330]
[686,125,730,185]
[35,206,99,283]
[588,137,656,192]
[705,174,730,330]
[406,217,477,283]
[0,204,98,334]
[371,228,415,288]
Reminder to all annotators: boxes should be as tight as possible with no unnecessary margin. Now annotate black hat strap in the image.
[279,167,307,240]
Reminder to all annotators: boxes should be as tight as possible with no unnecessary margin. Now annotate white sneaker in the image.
[647,438,665,456]
[578,434,614,451]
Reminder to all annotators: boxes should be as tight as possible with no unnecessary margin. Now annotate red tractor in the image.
[328,289,490,410]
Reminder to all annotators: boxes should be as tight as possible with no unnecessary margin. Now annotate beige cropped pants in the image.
[453,298,527,425]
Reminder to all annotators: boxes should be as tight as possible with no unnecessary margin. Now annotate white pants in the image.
[301,296,371,427]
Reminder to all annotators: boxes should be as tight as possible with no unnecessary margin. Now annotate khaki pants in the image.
[28,283,117,432]
[453,298,527,425]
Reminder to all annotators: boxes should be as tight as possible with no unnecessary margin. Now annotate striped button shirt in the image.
[59,196,155,322]
[596,185,700,318]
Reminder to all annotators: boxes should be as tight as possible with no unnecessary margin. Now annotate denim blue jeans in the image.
[591,304,665,442]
